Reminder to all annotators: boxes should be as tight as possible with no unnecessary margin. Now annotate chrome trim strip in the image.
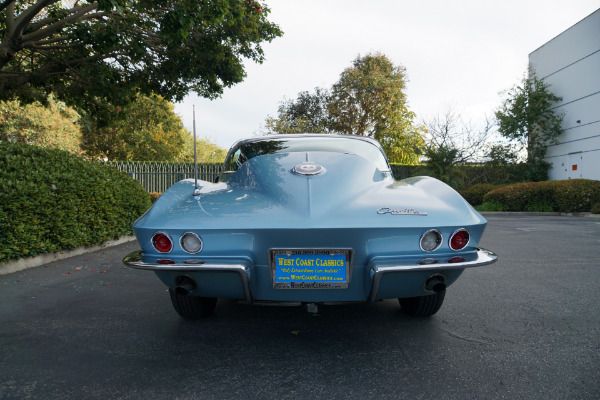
[123,251,254,303]
[368,248,497,302]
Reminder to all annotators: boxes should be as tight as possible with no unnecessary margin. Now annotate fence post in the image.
[105,161,222,192]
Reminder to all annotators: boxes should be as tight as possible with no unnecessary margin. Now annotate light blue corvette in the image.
[124,134,497,318]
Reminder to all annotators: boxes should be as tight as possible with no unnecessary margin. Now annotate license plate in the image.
[270,249,352,289]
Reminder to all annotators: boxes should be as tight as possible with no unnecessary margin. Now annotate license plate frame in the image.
[270,249,353,289]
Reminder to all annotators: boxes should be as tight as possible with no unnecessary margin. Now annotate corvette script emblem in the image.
[377,207,428,216]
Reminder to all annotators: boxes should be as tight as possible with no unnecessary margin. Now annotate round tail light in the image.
[152,233,173,253]
[180,232,203,254]
[449,229,470,251]
[420,229,442,252]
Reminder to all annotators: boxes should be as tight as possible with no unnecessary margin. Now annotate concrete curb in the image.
[480,211,600,218]
[0,236,137,276]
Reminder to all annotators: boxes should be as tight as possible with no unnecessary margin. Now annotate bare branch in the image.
[22,2,99,43]
[0,49,121,94]
[0,0,15,14]
[28,5,106,31]
[4,1,15,32]
[423,108,498,164]
[30,36,70,46]
[13,0,59,37]
[27,43,83,50]
[64,52,121,66]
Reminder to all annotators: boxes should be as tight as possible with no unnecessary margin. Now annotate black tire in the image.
[399,290,445,317]
[169,289,217,319]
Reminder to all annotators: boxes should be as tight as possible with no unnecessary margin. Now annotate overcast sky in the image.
[174,0,599,150]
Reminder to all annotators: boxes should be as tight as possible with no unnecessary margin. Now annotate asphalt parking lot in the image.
[1,215,599,400]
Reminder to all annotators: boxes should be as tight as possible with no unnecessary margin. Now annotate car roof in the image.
[229,133,384,149]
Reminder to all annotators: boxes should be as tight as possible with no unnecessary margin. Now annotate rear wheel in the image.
[399,290,445,317]
[169,289,217,319]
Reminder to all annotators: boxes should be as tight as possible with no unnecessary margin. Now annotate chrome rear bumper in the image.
[367,248,497,301]
[123,251,254,303]
[124,248,497,304]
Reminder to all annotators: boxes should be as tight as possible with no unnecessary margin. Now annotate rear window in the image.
[223,136,390,173]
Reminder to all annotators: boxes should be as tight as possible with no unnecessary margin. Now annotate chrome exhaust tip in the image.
[425,274,446,293]
[174,275,197,296]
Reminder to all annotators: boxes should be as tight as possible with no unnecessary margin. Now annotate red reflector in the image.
[153,233,172,253]
[450,230,470,250]
[447,256,466,264]
[157,259,175,264]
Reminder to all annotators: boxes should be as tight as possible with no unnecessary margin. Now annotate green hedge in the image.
[0,142,151,263]
[459,184,507,206]
[391,163,544,187]
[482,179,600,213]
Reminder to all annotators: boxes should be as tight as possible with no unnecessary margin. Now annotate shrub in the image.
[392,162,548,186]
[482,179,600,213]
[459,184,506,206]
[475,202,509,212]
[592,203,600,214]
[548,179,600,213]
[0,142,151,262]
[149,192,162,203]
[524,201,555,212]
[483,182,554,211]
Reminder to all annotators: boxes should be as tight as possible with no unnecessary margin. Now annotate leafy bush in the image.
[391,162,548,187]
[524,201,555,212]
[415,146,465,188]
[549,180,600,213]
[482,179,600,213]
[592,203,600,214]
[519,161,551,182]
[149,192,162,203]
[459,184,506,206]
[0,142,151,262]
[475,202,509,212]
[483,182,555,211]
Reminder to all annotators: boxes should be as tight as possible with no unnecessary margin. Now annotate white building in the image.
[529,8,600,181]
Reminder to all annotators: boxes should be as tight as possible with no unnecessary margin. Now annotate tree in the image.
[264,87,331,134]
[263,53,425,163]
[180,136,227,163]
[0,1,282,109]
[495,72,563,163]
[82,94,190,161]
[424,108,496,164]
[0,94,82,154]
[416,145,465,188]
[486,143,518,166]
[418,109,498,188]
[327,53,424,163]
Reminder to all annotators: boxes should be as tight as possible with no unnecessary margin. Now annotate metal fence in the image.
[106,162,222,193]
[391,165,416,180]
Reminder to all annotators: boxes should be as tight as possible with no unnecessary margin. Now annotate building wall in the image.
[529,8,600,181]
